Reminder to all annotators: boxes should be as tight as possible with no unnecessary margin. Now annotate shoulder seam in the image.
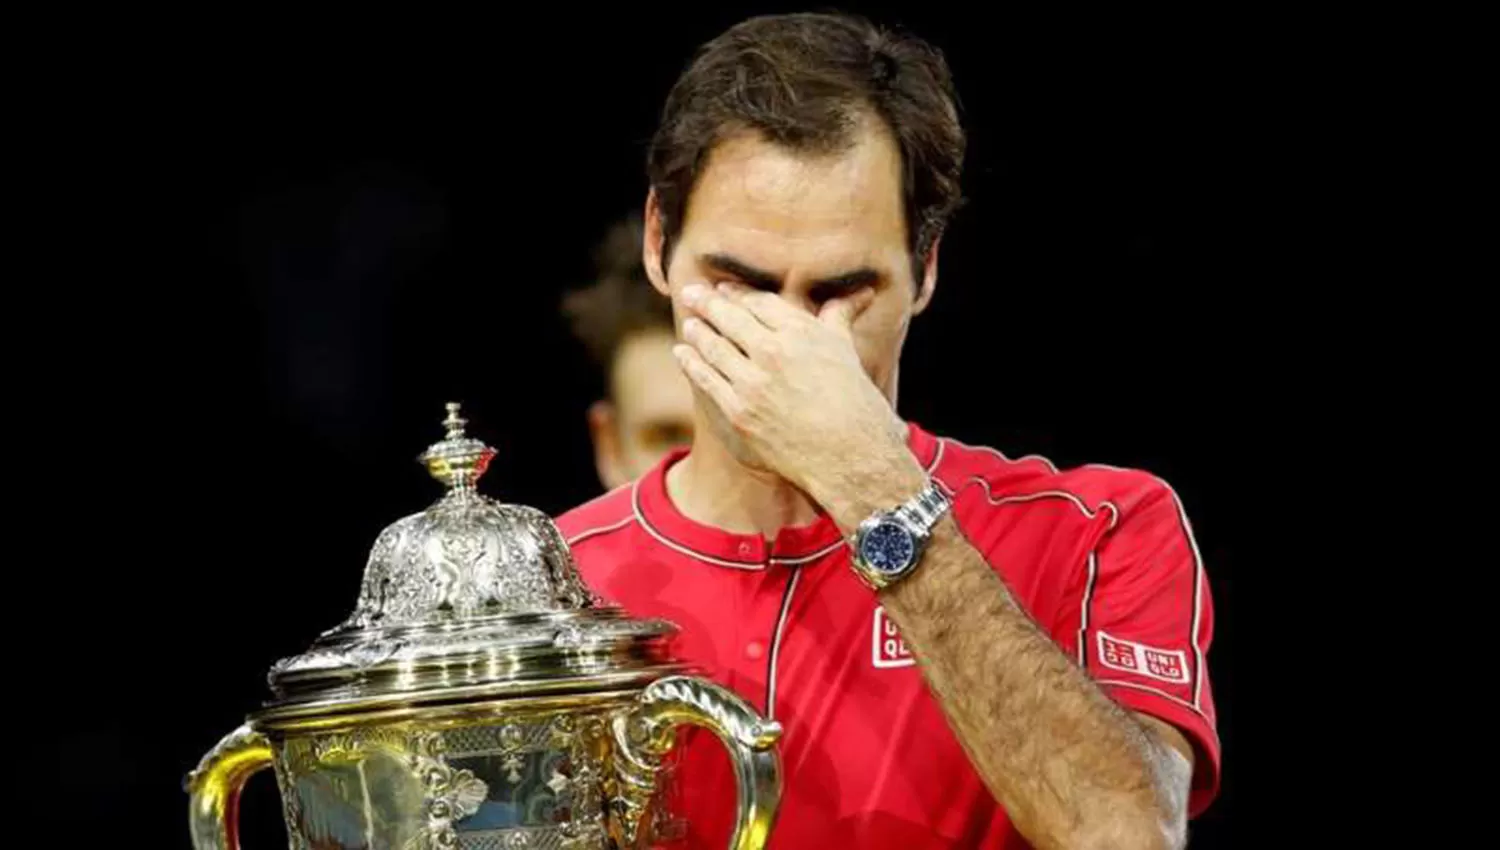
[565,514,637,547]
[942,473,1122,530]
[931,437,1120,529]
[560,482,636,547]
[930,435,1060,474]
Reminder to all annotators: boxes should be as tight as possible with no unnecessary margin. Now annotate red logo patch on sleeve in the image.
[1096,631,1189,684]
[872,606,915,669]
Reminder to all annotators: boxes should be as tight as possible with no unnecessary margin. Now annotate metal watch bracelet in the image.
[896,481,952,533]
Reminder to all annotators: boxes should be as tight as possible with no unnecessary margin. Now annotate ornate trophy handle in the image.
[611,675,783,850]
[184,724,274,850]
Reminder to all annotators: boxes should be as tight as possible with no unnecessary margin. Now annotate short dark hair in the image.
[561,213,675,371]
[647,12,966,282]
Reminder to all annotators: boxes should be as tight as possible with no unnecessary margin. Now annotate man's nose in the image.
[775,289,819,315]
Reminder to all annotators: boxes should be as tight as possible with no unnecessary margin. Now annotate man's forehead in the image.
[675,129,910,284]
[691,132,903,219]
[683,188,906,283]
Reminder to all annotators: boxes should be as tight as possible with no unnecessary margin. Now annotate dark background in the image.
[24,3,1358,846]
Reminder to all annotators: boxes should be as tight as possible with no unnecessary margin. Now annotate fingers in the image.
[673,342,739,416]
[817,286,877,335]
[680,282,772,351]
[680,316,755,384]
[716,282,796,330]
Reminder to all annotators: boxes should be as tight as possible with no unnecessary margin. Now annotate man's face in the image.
[589,328,695,490]
[646,116,935,464]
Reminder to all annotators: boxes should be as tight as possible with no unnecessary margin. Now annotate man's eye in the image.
[739,278,778,294]
[809,281,869,304]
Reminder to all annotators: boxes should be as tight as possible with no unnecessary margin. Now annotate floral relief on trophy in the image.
[334,493,593,631]
[276,726,487,850]
[433,710,612,847]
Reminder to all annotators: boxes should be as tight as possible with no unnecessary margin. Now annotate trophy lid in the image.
[259,403,683,721]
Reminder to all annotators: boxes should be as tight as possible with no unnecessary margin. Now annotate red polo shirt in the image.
[556,423,1220,848]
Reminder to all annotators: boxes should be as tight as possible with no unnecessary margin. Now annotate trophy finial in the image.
[419,401,495,492]
[442,402,467,440]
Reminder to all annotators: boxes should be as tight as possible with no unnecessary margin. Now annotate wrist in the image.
[811,445,931,536]
[846,472,952,592]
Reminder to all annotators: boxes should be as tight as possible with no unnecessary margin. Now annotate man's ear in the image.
[913,233,942,316]
[643,190,672,298]
[587,399,627,491]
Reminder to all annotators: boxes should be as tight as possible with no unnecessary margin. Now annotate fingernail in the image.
[681,317,701,335]
[681,283,707,304]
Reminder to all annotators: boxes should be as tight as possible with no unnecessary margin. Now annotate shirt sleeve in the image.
[1081,478,1221,817]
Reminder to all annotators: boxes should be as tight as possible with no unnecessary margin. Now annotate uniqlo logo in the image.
[1099,635,1139,671]
[872,606,915,668]
[1096,631,1189,684]
[1144,649,1186,682]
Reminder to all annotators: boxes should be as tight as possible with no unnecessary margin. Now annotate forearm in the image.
[888,520,1184,848]
[815,458,1186,850]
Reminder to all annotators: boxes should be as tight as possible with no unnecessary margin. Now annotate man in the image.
[558,12,1219,848]
[562,214,695,490]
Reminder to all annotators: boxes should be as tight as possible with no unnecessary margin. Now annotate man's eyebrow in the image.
[702,253,780,290]
[702,253,881,291]
[812,268,881,291]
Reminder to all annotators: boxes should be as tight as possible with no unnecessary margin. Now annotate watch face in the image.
[860,521,915,575]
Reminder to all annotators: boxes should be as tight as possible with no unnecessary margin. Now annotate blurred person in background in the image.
[559,11,1219,849]
[562,214,695,491]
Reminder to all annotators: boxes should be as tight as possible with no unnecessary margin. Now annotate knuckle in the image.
[761,337,785,363]
[737,384,760,409]
[726,402,751,430]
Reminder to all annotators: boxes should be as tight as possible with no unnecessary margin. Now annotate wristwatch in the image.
[850,479,952,590]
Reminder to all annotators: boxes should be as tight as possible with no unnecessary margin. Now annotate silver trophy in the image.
[186,403,782,849]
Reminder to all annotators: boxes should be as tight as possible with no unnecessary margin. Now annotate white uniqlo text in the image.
[872,606,915,668]
[1096,630,1189,684]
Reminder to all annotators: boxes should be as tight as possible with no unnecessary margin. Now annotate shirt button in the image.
[744,641,765,660]
[738,542,753,557]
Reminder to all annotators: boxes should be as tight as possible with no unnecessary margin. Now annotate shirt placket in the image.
[729,561,791,718]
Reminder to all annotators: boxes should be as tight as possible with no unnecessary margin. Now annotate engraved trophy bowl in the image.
[186,404,782,850]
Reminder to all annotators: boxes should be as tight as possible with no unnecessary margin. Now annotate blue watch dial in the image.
[860,521,915,574]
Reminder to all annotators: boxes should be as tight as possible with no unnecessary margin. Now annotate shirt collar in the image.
[632,422,941,569]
